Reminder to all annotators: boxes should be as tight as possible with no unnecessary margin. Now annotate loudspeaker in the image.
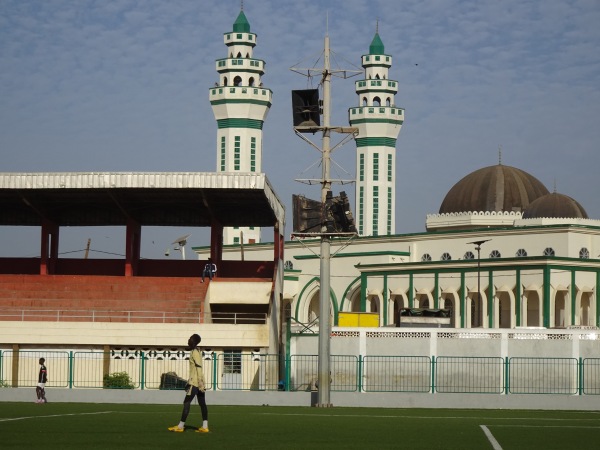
[292,194,322,233]
[291,89,320,128]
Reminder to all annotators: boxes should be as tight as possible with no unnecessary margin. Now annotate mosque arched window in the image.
[579,247,590,259]
[516,248,528,257]
[421,253,432,262]
[362,97,368,107]
[284,260,294,270]
[249,77,255,87]
[464,251,475,260]
[386,98,391,107]
[373,97,381,107]
[490,250,501,258]
[236,52,242,58]
[441,252,452,261]
[375,74,380,80]
[233,76,242,86]
[543,247,555,257]
[223,77,228,86]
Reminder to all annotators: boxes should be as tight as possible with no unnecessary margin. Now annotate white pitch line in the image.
[480,425,503,450]
[486,424,600,429]
[0,411,114,423]
[256,412,600,422]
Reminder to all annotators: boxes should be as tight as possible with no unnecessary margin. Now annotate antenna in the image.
[498,145,502,165]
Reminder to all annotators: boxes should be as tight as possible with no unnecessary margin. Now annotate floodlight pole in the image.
[317,32,333,408]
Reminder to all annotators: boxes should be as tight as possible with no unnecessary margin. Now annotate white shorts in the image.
[37,383,45,389]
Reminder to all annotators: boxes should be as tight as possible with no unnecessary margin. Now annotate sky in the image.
[1,0,599,259]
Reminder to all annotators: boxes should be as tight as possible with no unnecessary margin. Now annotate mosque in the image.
[200,9,600,332]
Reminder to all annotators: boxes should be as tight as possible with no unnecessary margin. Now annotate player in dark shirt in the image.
[36,358,47,404]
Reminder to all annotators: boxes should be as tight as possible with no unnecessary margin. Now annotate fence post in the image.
[285,353,291,392]
[578,357,583,396]
[506,357,511,394]
[431,356,435,394]
[11,344,19,388]
[504,356,509,394]
[140,351,145,390]
[69,351,74,389]
[212,352,217,391]
[357,355,363,393]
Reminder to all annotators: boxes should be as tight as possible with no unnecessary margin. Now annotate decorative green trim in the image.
[361,272,367,313]
[294,250,410,260]
[216,68,264,75]
[515,270,521,326]
[383,275,388,324]
[409,274,414,308]
[284,275,299,281]
[340,276,361,311]
[217,118,264,129]
[355,137,398,148]
[571,270,577,326]
[597,271,600,327]
[433,273,439,309]
[210,99,272,107]
[294,276,338,324]
[351,118,404,126]
[294,277,318,320]
[543,266,551,327]
[460,272,465,327]
[488,271,494,328]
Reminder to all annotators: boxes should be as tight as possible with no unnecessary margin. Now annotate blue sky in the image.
[1,0,599,259]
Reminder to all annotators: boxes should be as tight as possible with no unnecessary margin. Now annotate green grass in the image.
[0,402,599,449]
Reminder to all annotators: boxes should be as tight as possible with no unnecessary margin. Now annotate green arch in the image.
[340,276,362,311]
[294,276,339,323]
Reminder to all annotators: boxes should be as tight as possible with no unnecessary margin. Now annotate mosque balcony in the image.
[361,54,392,67]
[355,79,399,94]
[216,58,265,74]
[210,86,273,104]
[348,106,405,123]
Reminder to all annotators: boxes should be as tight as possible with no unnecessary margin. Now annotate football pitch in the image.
[0,402,598,449]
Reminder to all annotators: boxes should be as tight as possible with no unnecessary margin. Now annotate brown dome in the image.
[439,164,549,214]
[523,192,588,219]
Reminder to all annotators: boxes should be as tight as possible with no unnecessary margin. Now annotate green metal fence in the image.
[508,357,579,395]
[435,356,504,394]
[288,355,358,392]
[1,350,599,395]
[216,353,280,391]
[362,356,431,393]
[581,358,600,395]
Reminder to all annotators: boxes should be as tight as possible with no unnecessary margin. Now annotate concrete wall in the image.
[2,387,598,411]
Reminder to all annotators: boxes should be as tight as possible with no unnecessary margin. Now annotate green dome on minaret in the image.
[233,10,250,32]
[369,33,385,55]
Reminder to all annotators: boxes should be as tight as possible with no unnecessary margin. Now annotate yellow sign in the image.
[338,312,379,327]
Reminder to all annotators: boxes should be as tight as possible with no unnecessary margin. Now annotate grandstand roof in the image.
[0,172,284,228]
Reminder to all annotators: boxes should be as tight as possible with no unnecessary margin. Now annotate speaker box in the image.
[291,89,320,128]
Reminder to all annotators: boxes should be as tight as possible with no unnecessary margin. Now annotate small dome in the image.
[369,33,385,55]
[233,10,250,33]
[439,164,549,214]
[523,192,588,219]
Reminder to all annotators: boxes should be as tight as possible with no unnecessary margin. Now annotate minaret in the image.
[349,29,403,236]
[209,8,272,245]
